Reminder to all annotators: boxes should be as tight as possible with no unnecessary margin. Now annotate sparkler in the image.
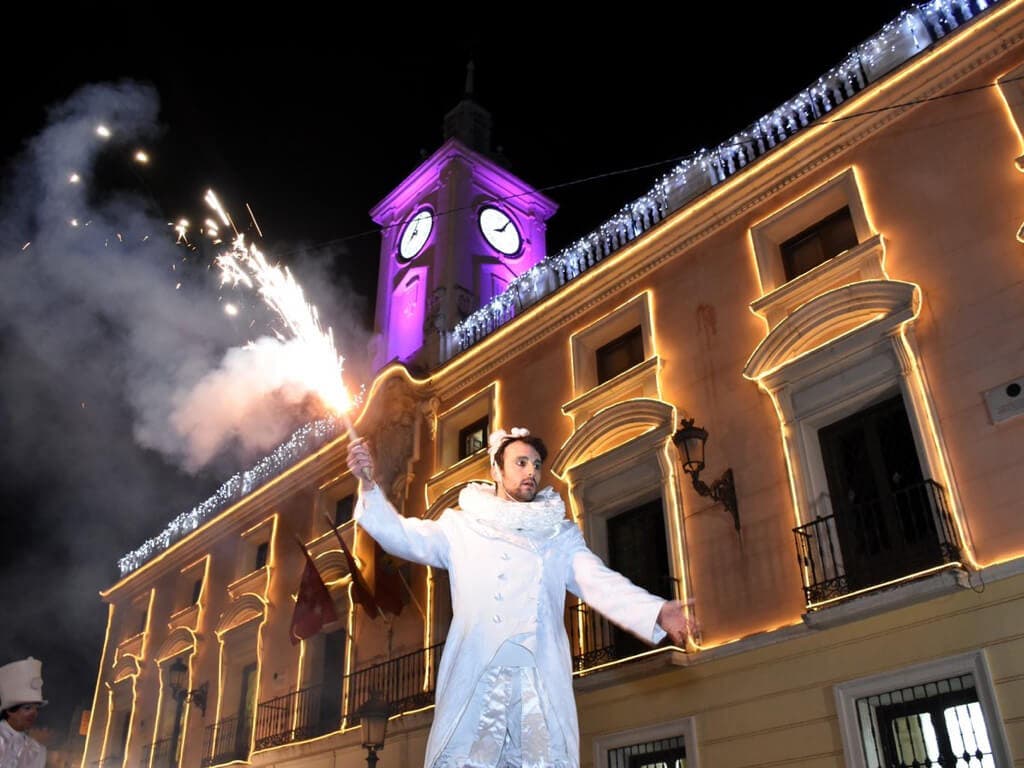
[211,195,368,478]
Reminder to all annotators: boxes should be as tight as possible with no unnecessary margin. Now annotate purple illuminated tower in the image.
[370,71,557,371]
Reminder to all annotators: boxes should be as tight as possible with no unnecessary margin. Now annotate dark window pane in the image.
[596,326,644,384]
[255,541,269,570]
[191,578,203,604]
[458,416,489,460]
[780,206,858,281]
[335,495,354,527]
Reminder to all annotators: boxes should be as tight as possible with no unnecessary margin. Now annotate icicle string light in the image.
[117,419,340,576]
[443,0,998,360]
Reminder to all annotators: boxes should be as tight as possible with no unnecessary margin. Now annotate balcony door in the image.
[318,629,345,733]
[235,662,258,759]
[607,499,672,657]
[819,395,939,590]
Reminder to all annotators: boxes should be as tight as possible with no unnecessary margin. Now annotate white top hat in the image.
[0,658,47,711]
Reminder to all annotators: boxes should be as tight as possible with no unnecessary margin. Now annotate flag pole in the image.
[323,513,387,621]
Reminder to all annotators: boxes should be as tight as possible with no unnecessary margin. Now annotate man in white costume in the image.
[348,427,692,768]
[0,658,47,768]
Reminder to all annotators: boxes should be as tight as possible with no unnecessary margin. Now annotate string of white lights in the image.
[446,0,997,358]
[117,418,339,576]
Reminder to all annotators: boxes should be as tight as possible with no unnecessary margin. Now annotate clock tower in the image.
[369,70,557,372]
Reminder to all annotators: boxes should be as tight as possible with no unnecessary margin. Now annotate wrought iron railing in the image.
[345,642,445,723]
[144,738,172,768]
[201,715,249,768]
[253,683,340,750]
[794,479,961,604]
[566,601,618,672]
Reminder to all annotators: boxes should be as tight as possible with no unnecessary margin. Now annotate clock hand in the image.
[495,221,511,233]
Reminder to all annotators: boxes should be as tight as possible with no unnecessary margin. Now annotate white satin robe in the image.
[354,485,667,768]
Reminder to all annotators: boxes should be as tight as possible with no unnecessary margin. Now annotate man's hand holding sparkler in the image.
[657,599,700,647]
[347,437,376,491]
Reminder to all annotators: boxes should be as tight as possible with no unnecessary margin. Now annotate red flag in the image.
[373,546,406,617]
[290,541,338,645]
[325,516,381,621]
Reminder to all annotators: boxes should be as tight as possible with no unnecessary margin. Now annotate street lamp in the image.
[672,418,740,531]
[168,658,207,715]
[357,689,390,768]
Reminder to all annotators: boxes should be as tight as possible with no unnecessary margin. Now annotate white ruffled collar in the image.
[458,482,567,540]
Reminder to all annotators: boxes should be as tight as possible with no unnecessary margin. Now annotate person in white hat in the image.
[347,427,695,768]
[0,657,47,768]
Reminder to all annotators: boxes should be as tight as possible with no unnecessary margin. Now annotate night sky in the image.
[0,5,911,737]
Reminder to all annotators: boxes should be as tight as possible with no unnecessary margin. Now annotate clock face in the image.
[478,206,522,256]
[398,208,434,261]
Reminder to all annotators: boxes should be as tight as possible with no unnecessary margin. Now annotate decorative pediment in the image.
[551,398,675,478]
[153,626,197,663]
[111,654,141,682]
[216,593,267,636]
[743,280,919,381]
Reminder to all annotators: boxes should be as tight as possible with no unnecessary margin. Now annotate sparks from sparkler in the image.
[216,228,354,418]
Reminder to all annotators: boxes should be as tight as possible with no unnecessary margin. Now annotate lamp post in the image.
[672,418,740,530]
[357,689,390,768]
[167,658,208,768]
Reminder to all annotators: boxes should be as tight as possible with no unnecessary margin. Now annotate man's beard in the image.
[502,480,538,503]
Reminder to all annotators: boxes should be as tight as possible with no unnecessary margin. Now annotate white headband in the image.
[488,427,530,467]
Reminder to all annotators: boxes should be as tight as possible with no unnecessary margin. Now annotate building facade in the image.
[84,3,1024,767]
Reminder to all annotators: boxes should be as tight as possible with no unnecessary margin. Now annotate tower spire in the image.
[443,60,492,154]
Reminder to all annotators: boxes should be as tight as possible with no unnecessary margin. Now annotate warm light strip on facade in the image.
[83,604,114,768]
[659,441,697,650]
[293,633,308,737]
[424,567,435,689]
[894,324,980,569]
[340,580,357,729]
[147,659,166,768]
[689,618,805,653]
[762,384,811,587]
[97,685,114,768]
[572,645,684,678]
[808,561,965,610]
[120,674,140,768]
[995,71,1024,152]
[120,589,156,768]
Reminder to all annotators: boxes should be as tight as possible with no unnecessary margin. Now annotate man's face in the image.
[5,703,40,732]
[496,441,542,502]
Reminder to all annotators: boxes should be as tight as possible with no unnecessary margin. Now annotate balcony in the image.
[201,715,249,768]
[253,683,338,750]
[566,600,669,673]
[794,479,962,606]
[345,642,445,722]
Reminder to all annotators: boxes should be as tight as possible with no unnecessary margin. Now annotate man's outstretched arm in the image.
[347,437,450,569]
